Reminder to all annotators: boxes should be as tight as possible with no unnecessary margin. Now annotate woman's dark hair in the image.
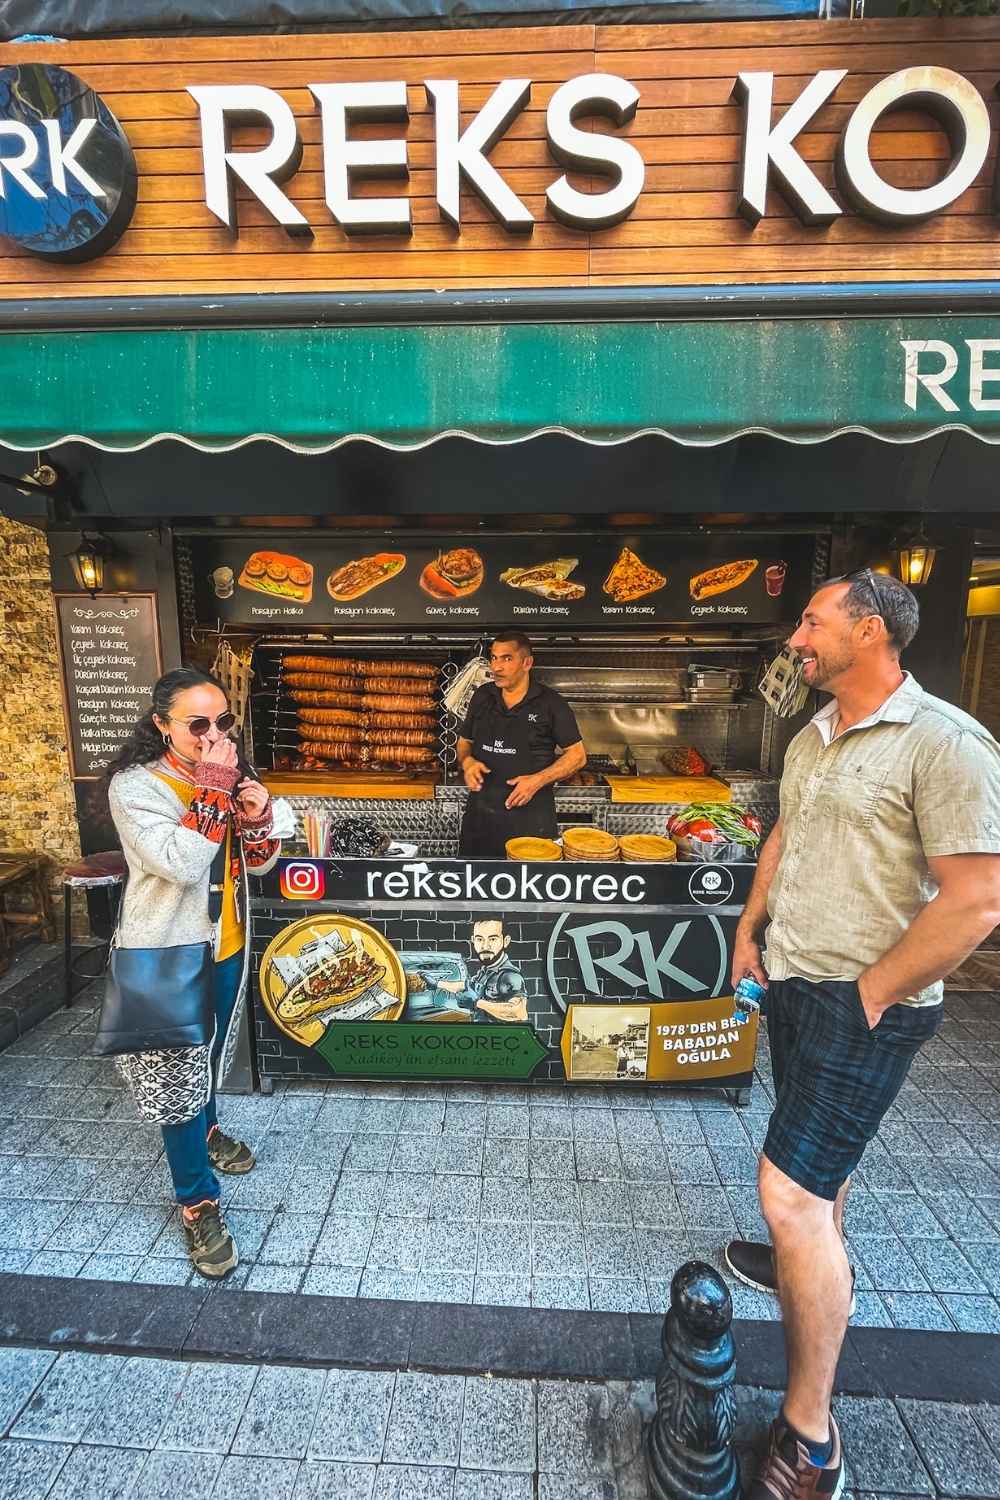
[94,666,226,809]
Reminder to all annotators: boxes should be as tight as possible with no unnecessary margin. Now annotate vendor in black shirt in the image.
[457,632,586,858]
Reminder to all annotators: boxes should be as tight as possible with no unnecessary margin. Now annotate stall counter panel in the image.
[250,857,758,1092]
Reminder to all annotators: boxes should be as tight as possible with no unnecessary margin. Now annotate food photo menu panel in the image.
[189,533,815,629]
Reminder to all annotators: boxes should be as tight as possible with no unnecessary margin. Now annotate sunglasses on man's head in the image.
[829,567,886,620]
[169,712,236,736]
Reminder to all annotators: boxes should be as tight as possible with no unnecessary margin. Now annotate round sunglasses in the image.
[167,711,236,736]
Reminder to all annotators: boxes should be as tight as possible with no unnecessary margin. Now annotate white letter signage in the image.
[425,78,534,231]
[732,70,846,227]
[545,74,645,229]
[309,82,411,235]
[838,67,990,224]
[187,84,310,236]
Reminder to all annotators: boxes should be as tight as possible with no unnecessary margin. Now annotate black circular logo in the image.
[687,865,736,906]
[0,64,137,263]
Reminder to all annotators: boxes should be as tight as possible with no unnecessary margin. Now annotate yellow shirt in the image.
[155,771,245,962]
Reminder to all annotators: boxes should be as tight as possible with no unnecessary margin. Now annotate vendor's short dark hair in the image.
[825,570,920,652]
[491,631,533,656]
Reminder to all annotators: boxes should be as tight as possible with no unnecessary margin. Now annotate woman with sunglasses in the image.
[101,666,281,1279]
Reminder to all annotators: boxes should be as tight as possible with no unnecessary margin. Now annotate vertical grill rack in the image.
[250,640,462,779]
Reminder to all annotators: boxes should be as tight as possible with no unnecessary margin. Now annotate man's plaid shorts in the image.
[763,976,942,1201]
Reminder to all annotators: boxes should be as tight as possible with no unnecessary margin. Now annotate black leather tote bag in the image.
[93,836,227,1058]
[94,940,214,1057]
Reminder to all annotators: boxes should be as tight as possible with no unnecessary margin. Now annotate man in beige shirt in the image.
[729,570,1000,1500]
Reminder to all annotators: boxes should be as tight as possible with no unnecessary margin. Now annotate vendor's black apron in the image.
[459,706,558,858]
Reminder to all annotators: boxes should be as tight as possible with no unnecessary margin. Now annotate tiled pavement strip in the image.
[2,985,1000,1328]
[2,1344,1000,1499]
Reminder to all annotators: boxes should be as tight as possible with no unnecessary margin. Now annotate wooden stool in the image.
[62,852,127,1007]
[0,852,57,977]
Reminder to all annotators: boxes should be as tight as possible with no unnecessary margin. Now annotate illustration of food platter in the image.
[258,915,407,1046]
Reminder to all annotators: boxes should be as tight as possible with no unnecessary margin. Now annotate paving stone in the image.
[384,1371,465,1468]
[257,1211,325,1266]
[482,1139,530,1179]
[231,1365,326,1459]
[626,1185,684,1229]
[435,1139,484,1176]
[358,1267,419,1300]
[674,1186,738,1231]
[832,1396,932,1495]
[532,1276,590,1310]
[156,1361,258,1454]
[941,1294,1000,1333]
[245,1264,304,1293]
[299,1264,361,1296]
[536,1480,617,1500]
[850,1291,893,1328]
[537,1380,614,1476]
[583,1225,642,1277]
[0,1198,70,1250]
[849,1235,930,1294]
[369,1218,428,1271]
[477,1224,532,1276]
[532,1223,586,1276]
[574,1142,623,1181]
[589,1276,650,1312]
[416,1271,474,1303]
[390,1137,440,1173]
[898,1399,1000,1498]
[82,1356,189,1449]
[310,1369,394,1462]
[431,1177,482,1221]
[480,1178,530,1223]
[474,1276,532,1308]
[529,1141,576,1180]
[11,1351,124,1443]
[313,1214,376,1267]
[530,1182,581,1224]
[211,1455,301,1500]
[130,1451,223,1500]
[618,1144,671,1183]
[372,1468,455,1500]
[0,1348,57,1437]
[421,1220,479,1274]
[882,1292,954,1331]
[293,1462,376,1499]
[486,1105,530,1139]
[380,1172,434,1218]
[46,1440,141,1499]
[460,1375,535,1473]
[904,1236,987,1294]
[453,1476,533,1500]
[0,1437,71,1499]
[579,1182,631,1227]
[24,1249,89,1278]
[529,1107,573,1140]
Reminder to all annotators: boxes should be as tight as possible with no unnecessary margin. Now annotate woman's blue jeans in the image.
[160,951,242,1207]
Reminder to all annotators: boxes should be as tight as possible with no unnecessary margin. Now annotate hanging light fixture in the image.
[69,533,111,597]
[892,525,937,589]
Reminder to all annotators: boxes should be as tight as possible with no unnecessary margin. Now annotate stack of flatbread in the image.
[619,834,677,864]
[506,837,562,861]
[562,827,621,862]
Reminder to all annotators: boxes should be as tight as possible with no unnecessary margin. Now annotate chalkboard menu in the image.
[189,532,814,631]
[55,594,162,779]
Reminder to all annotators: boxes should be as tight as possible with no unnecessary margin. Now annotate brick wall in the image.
[0,517,79,883]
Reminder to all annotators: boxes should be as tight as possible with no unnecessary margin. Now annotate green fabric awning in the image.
[2,314,999,452]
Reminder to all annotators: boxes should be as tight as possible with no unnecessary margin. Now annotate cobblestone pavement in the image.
[1,987,1000,1331]
[2,1345,1000,1499]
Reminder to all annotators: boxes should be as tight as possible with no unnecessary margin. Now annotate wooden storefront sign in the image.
[1,18,999,296]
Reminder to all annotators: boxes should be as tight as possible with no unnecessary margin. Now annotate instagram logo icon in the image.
[279,861,325,900]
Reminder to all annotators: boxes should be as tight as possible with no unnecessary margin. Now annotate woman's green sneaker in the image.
[207,1126,256,1174]
[182,1201,239,1279]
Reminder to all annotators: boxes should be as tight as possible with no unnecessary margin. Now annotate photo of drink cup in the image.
[210,566,235,599]
[765,561,787,597]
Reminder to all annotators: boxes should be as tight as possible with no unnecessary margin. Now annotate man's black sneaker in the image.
[747,1415,844,1500]
[182,1200,239,1279]
[725,1239,857,1316]
[207,1126,256,1175]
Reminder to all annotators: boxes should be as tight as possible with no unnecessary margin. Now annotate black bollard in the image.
[646,1259,741,1500]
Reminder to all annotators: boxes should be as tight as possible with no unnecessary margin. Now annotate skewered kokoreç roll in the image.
[282,655,360,675]
[284,671,360,691]
[362,676,438,696]
[296,723,363,744]
[363,711,436,731]
[289,688,365,707]
[356,660,437,680]
[368,729,436,748]
[296,707,363,726]
[362,692,435,713]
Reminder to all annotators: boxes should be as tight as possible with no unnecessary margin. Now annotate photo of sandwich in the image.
[327,552,406,602]
[239,550,313,604]
[603,546,667,604]
[420,547,485,601]
[258,915,406,1047]
[500,558,586,602]
[689,559,759,601]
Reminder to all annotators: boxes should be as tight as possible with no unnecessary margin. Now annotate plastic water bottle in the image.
[734,974,766,1024]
